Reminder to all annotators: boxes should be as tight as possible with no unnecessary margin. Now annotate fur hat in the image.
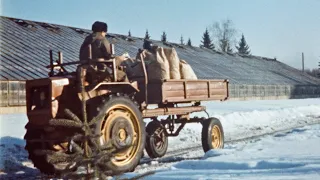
[92,21,108,32]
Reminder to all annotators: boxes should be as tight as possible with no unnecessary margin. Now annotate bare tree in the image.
[209,19,237,53]
[305,68,320,78]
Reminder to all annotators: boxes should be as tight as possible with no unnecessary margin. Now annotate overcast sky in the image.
[1,0,319,69]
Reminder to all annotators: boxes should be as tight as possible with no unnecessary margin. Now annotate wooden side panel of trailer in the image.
[147,79,229,104]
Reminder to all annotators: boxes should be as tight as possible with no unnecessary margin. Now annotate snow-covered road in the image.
[140,124,320,180]
[1,98,320,179]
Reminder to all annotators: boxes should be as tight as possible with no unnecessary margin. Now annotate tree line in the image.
[128,19,250,55]
[304,68,320,78]
[128,20,319,79]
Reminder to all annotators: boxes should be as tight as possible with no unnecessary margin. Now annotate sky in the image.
[1,0,319,69]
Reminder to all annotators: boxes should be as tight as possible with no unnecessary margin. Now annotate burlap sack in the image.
[180,60,197,80]
[163,48,180,79]
[126,59,145,78]
[148,48,170,80]
[134,48,170,80]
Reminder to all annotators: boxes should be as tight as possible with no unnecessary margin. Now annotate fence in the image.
[0,81,320,107]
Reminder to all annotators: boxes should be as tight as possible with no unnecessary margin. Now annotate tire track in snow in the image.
[135,117,320,172]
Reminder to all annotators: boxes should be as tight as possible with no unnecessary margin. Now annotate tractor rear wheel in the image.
[94,95,145,174]
[145,121,168,158]
[201,118,224,153]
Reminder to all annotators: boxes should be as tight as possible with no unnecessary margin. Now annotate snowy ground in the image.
[1,98,320,179]
[140,124,320,180]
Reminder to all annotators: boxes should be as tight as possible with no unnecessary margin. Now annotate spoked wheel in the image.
[201,117,224,153]
[95,95,145,174]
[145,121,168,158]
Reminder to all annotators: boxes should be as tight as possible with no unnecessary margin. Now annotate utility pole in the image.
[318,59,320,78]
[302,52,305,72]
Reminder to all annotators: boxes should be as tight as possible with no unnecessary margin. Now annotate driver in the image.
[79,21,128,83]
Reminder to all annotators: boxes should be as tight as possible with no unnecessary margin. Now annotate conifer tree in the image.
[236,34,250,55]
[201,28,214,49]
[187,38,192,46]
[161,31,167,42]
[144,29,150,39]
[180,35,184,45]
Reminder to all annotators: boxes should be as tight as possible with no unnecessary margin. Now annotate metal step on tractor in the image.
[24,44,229,177]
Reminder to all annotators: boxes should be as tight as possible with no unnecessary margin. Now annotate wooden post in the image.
[110,44,115,55]
[140,57,148,108]
[113,59,117,82]
[49,50,53,76]
[88,44,92,60]
[58,51,63,73]
[58,51,63,64]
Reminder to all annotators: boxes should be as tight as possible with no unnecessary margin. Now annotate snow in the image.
[1,98,320,179]
[142,124,320,179]
[169,99,320,148]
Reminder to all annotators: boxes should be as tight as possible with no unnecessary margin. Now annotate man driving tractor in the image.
[79,21,128,84]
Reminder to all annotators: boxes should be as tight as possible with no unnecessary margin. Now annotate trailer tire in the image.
[94,95,146,175]
[201,118,224,153]
[145,121,168,158]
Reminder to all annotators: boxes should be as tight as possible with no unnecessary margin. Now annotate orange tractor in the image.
[24,46,229,176]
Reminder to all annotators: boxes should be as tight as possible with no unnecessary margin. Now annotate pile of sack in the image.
[117,46,198,81]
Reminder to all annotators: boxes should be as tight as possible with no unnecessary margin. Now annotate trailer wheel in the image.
[95,95,145,174]
[145,121,168,158]
[201,118,224,152]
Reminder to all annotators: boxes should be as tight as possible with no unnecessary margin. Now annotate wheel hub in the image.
[119,129,127,141]
[211,125,221,148]
[111,118,133,150]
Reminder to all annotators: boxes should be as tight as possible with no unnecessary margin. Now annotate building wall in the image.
[229,84,320,100]
[0,81,26,107]
[1,80,320,114]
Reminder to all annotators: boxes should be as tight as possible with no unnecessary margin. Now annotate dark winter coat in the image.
[79,32,112,61]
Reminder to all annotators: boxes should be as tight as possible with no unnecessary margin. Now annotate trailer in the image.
[24,48,229,177]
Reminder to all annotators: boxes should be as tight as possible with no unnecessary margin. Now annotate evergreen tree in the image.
[201,28,214,49]
[236,34,250,55]
[180,35,184,45]
[161,31,167,42]
[144,29,150,39]
[128,30,131,37]
[187,38,192,46]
